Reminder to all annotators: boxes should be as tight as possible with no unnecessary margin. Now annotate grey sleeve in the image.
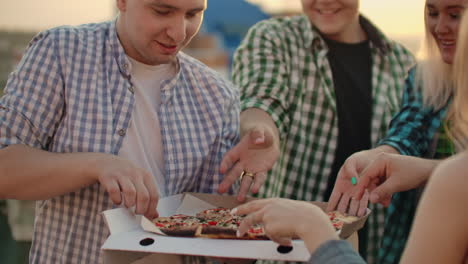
[307,240,366,264]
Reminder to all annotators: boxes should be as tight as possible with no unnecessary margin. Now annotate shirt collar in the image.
[109,17,183,85]
[305,15,392,56]
[108,17,132,79]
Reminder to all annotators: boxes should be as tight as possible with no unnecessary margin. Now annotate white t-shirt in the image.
[118,57,176,197]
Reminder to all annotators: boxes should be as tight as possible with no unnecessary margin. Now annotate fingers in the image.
[348,197,360,216]
[353,153,388,199]
[327,161,359,212]
[370,184,393,206]
[102,178,123,205]
[237,209,264,237]
[327,191,342,212]
[357,189,369,217]
[237,173,254,202]
[103,170,159,218]
[232,199,270,216]
[237,171,267,201]
[119,177,137,208]
[337,191,351,214]
[134,179,150,215]
[250,172,266,194]
[270,236,292,246]
[142,174,160,219]
[220,147,239,174]
[218,162,244,194]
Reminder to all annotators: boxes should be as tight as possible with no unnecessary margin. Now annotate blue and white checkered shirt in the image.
[0,20,239,263]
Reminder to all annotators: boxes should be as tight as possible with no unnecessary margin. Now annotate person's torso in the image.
[15,21,239,264]
[253,15,415,202]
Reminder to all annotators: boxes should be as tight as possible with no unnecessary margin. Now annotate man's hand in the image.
[218,125,279,201]
[92,154,160,219]
[327,146,398,216]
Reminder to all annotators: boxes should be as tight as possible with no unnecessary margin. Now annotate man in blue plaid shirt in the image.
[0,0,266,263]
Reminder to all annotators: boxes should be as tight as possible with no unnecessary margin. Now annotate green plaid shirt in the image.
[233,15,415,264]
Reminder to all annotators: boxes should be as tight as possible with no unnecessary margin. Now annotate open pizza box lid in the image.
[101,192,370,263]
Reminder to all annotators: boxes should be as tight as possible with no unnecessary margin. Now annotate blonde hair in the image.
[416,5,453,110]
[451,12,468,147]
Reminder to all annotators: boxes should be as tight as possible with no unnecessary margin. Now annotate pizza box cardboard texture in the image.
[101,192,370,263]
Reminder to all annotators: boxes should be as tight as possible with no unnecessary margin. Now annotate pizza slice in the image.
[152,214,201,237]
[196,207,268,240]
[327,211,359,231]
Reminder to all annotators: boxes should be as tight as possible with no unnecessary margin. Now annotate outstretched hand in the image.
[327,149,378,216]
[218,125,279,201]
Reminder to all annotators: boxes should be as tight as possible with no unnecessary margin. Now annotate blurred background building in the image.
[0,0,425,93]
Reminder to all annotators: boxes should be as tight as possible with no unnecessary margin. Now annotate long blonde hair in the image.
[416,5,454,110]
[451,12,468,147]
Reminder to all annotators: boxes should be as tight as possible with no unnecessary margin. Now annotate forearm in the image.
[240,108,280,146]
[0,144,100,200]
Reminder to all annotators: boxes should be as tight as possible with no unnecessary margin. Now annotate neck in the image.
[327,17,367,44]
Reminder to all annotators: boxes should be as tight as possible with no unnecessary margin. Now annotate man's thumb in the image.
[249,129,265,145]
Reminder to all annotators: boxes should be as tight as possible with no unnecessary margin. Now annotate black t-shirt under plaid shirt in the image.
[323,37,373,260]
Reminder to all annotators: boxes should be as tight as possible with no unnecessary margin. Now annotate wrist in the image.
[82,152,108,182]
[375,145,399,154]
[297,207,338,253]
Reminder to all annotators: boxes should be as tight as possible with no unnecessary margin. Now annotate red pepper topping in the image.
[248,228,263,234]
[208,221,218,226]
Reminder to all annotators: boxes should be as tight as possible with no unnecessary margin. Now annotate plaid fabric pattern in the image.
[378,69,449,263]
[434,121,455,158]
[0,21,239,263]
[232,15,415,264]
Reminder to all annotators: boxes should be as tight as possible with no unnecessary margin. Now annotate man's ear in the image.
[116,0,127,12]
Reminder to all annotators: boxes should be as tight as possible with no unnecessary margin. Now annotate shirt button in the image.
[123,63,129,70]
[128,85,134,94]
[118,129,126,137]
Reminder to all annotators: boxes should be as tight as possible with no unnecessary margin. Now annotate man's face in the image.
[425,0,467,64]
[301,0,361,42]
[117,0,206,65]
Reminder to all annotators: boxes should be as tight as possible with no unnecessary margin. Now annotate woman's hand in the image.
[232,198,338,253]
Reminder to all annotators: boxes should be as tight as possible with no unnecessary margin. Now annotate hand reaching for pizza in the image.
[233,198,338,253]
[92,153,159,219]
[218,124,280,201]
[327,146,398,216]
[352,153,439,206]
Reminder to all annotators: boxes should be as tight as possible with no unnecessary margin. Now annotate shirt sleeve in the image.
[232,20,291,140]
[378,68,447,157]
[307,240,366,264]
[0,30,64,150]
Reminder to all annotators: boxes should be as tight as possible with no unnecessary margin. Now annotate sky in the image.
[0,0,424,37]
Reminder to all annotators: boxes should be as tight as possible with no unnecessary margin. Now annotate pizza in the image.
[152,207,267,240]
[152,207,359,239]
[327,211,359,231]
[152,214,201,237]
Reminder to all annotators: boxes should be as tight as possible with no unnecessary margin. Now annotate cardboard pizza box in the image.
[101,192,370,263]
